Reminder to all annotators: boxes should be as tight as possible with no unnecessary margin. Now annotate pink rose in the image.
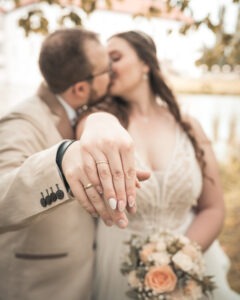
[144,265,177,293]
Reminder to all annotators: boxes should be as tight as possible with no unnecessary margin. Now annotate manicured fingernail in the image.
[106,219,113,226]
[109,198,117,210]
[118,219,127,228]
[118,200,125,212]
[128,196,135,208]
[96,185,103,194]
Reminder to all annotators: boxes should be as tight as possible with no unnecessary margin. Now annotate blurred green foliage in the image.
[5,0,239,67]
[219,156,240,293]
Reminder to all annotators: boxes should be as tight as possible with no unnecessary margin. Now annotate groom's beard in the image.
[76,83,112,118]
[88,86,99,106]
[88,82,111,107]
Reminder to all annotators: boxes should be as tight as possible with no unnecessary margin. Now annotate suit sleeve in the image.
[0,114,72,233]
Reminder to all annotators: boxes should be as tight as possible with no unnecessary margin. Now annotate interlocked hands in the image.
[62,112,150,228]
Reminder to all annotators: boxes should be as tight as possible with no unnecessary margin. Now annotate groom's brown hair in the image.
[39,28,99,93]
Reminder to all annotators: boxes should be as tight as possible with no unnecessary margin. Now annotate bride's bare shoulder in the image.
[182,114,211,145]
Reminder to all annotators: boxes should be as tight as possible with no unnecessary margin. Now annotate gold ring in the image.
[83,183,94,190]
[96,161,109,165]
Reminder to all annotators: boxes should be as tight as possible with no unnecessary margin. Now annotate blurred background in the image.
[0,0,239,292]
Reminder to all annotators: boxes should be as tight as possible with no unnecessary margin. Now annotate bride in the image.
[82,30,239,299]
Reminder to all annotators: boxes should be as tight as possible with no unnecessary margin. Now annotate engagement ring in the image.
[83,183,94,190]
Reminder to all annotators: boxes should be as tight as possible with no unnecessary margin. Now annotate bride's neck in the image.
[127,86,157,118]
[131,101,156,118]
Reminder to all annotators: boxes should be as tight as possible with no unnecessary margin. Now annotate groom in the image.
[0,28,149,300]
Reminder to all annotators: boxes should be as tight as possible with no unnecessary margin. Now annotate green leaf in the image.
[126,289,139,299]
[120,262,134,275]
[136,267,147,279]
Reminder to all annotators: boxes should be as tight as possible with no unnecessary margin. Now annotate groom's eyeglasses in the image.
[85,61,113,81]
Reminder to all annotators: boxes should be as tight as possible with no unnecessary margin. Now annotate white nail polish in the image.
[128,196,135,208]
[109,198,117,210]
[118,219,126,228]
[118,200,125,212]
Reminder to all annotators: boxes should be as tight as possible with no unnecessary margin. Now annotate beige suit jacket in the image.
[0,84,96,300]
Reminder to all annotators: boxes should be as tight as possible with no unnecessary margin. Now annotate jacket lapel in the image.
[37,83,75,140]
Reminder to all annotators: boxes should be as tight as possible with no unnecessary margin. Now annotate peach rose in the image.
[144,265,177,293]
[139,243,156,263]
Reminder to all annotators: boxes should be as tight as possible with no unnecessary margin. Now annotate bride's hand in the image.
[63,112,150,228]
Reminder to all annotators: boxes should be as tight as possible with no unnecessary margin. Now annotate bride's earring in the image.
[143,73,148,80]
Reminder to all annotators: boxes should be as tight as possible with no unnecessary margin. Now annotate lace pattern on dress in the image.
[129,127,203,232]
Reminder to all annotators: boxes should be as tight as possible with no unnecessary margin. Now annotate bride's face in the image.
[107,37,148,98]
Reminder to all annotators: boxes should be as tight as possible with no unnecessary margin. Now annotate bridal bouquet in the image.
[121,230,215,300]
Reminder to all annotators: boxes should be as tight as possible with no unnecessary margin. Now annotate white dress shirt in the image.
[56,95,77,127]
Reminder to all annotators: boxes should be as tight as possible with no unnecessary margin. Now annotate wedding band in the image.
[96,160,109,165]
[83,183,94,190]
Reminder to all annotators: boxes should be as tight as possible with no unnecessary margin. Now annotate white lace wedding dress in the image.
[93,127,240,300]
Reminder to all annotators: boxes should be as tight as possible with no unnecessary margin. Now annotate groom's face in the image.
[85,40,112,105]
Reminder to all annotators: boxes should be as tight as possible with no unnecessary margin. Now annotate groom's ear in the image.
[72,81,90,99]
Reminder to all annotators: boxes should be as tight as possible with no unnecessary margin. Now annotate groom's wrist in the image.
[56,140,75,192]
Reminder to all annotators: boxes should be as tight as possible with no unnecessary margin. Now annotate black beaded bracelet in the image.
[56,140,75,192]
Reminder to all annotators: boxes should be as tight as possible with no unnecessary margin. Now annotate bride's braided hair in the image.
[100,30,206,176]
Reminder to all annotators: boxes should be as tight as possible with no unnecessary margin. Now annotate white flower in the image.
[156,240,167,251]
[178,235,190,245]
[181,244,205,276]
[149,233,159,242]
[149,252,170,265]
[192,262,205,277]
[172,251,194,272]
[182,244,201,261]
[128,271,142,288]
